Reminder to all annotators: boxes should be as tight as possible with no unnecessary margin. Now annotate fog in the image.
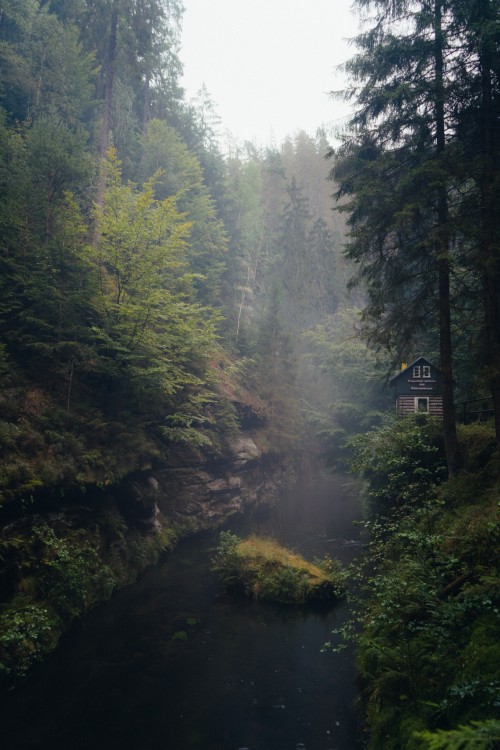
[181,0,359,147]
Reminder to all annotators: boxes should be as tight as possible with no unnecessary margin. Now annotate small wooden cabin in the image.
[389,357,443,418]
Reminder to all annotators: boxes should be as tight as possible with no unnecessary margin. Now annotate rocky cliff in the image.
[0,427,291,684]
[123,433,289,532]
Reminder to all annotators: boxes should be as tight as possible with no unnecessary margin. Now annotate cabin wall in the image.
[396,395,443,418]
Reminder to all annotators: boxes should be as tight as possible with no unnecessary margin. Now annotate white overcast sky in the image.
[180,0,360,148]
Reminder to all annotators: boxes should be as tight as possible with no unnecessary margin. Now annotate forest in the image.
[0,1,499,749]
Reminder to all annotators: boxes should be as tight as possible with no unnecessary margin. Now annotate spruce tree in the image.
[333,0,464,473]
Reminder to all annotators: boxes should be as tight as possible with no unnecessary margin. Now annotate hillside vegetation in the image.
[0,2,358,522]
[0,0,355,685]
[341,416,500,750]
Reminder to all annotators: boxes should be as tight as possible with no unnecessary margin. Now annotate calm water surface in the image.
[2,469,364,750]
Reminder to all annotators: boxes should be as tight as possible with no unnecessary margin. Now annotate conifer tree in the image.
[453,0,500,439]
[333,0,463,474]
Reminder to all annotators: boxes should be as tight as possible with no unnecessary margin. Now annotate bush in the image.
[347,414,447,519]
[0,599,58,679]
[414,720,500,749]
[34,525,117,620]
[340,420,500,750]
[212,532,345,604]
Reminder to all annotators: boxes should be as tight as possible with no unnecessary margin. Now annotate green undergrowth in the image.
[340,416,500,750]
[0,382,163,510]
[0,350,276,687]
[0,513,180,685]
[0,351,262,516]
[212,531,346,604]
[414,720,500,749]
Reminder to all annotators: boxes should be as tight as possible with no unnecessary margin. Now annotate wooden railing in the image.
[457,397,494,424]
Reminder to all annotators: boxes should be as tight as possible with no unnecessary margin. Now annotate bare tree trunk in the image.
[434,0,460,476]
[142,72,151,133]
[235,199,269,345]
[477,0,500,442]
[93,0,118,242]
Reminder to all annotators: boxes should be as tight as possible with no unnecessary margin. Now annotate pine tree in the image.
[333,0,464,473]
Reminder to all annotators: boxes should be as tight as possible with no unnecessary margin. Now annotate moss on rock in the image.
[212,531,345,604]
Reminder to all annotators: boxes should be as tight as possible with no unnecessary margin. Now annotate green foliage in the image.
[251,286,299,447]
[0,599,57,679]
[212,532,345,604]
[0,511,182,682]
[304,308,391,464]
[339,421,500,749]
[0,2,95,124]
[211,530,241,589]
[33,525,116,620]
[348,414,447,519]
[0,4,229,485]
[139,119,228,303]
[171,629,188,641]
[455,423,498,476]
[331,0,468,363]
[415,720,500,750]
[90,148,220,446]
[219,152,267,344]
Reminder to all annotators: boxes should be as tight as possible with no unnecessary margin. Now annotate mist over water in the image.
[2,469,363,750]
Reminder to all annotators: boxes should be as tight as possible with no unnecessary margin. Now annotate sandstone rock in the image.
[230,436,261,462]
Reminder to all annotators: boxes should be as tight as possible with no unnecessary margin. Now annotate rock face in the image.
[121,433,290,532]
[0,428,291,685]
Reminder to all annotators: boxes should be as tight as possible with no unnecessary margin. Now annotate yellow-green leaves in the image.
[93,149,192,342]
[90,149,219,443]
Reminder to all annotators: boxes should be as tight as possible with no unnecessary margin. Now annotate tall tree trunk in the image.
[477,0,500,441]
[94,0,118,235]
[434,0,460,476]
[142,71,151,133]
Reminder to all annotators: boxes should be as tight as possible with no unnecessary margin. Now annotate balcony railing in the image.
[457,397,494,424]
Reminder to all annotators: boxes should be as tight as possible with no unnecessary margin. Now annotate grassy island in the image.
[212,531,345,604]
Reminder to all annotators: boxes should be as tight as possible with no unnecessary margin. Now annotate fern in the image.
[415,720,500,749]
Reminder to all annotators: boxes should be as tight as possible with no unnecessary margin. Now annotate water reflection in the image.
[2,469,363,750]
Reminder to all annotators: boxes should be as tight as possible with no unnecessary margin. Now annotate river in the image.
[2,468,364,750]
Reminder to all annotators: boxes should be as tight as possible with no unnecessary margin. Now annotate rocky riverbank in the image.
[0,428,292,685]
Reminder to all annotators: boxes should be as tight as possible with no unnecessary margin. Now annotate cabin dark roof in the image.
[389,356,440,384]
[389,357,442,398]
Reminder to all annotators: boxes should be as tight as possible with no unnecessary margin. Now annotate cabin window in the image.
[413,366,421,378]
[423,365,431,378]
[415,397,429,413]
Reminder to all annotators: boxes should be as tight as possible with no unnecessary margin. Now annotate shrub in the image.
[414,720,500,749]
[347,414,447,519]
[0,599,58,679]
[34,525,116,620]
[212,532,345,604]
[333,417,500,749]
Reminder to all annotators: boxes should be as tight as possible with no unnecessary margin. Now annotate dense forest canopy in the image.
[333,0,500,474]
[0,0,372,507]
[1,0,498,501]
[0,2,497,474]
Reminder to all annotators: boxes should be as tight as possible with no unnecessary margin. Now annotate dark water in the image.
[2,469,364,750]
